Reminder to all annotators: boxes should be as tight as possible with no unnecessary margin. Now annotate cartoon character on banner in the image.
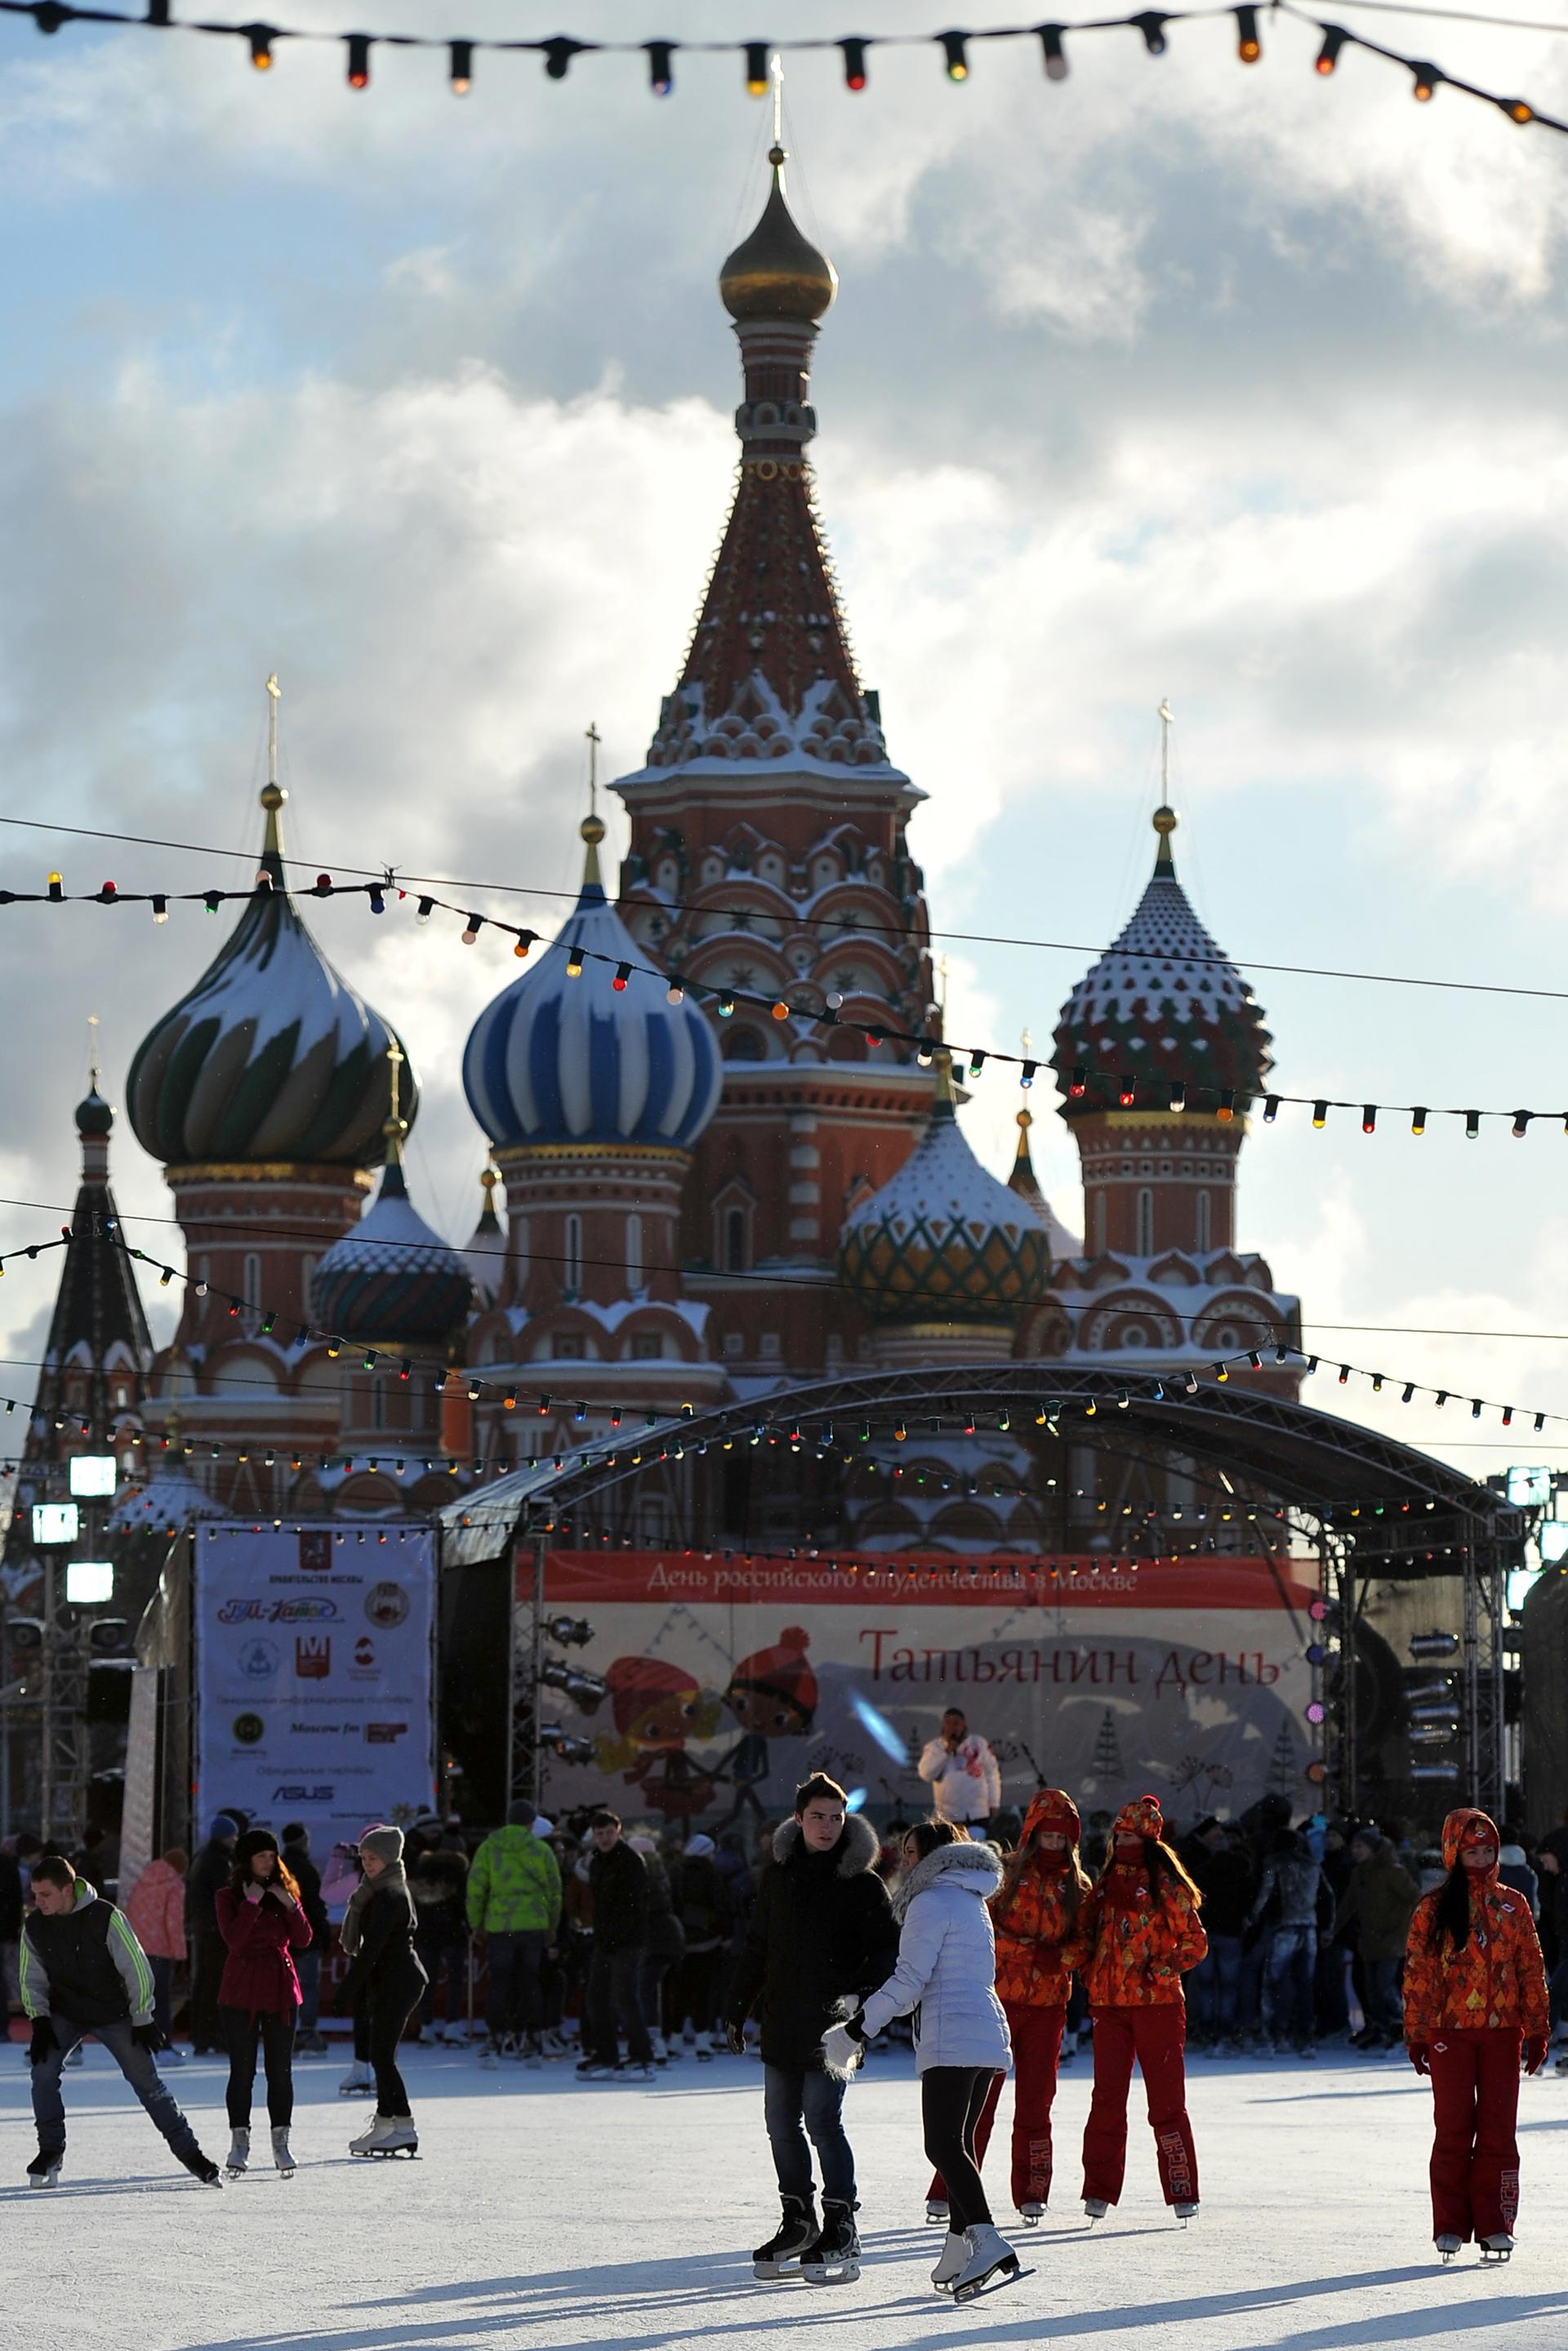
[591,1656,722,1818]
[715,1627,817,1823]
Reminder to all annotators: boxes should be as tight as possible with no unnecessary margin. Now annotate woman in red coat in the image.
[1402,1807,1549,2260]
[215,1828,313,2178]
[927,1790,1089,2226]
[1071,1793,1207,2224]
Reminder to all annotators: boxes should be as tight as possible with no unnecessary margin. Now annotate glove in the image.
[132,2023,167,2054]
[724,2019,746,2056]
[819,2019,866,2082]
[28,2018,56,2068]
[1525,2033,1548,2076]
[1407,2042,1430,2077]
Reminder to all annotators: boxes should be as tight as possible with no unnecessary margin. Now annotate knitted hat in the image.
[606,1654,702,1739]
[1021,1788,1081,1848]
[507,1798,538,1828]
[210,1813,239,1841]
[359,1824,404,1865]
[685,1833,716,1859]
[728,1626,817,1722]
[234,1828,279,1868]
[1113,1794,1165,1842]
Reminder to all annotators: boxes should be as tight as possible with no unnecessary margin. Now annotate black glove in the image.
[131,2023,167,2054]
[28,2018,56,2068]
[724,2019,746,2056]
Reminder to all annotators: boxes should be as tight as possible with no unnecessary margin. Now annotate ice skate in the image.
[925,2196,950,2225]
[27,2149,62,2189]
[576,2057,616,2080]
[372,2116,419,2157]
[752,2193,817,2280]
[479,2038,501,2069]
[1084,2197,1110,2224]
[951,2223,1022,2303]
[338,2057,373,2097]
[159,2045,185,2067]
[350,2111,391,2157]
[270,2126,296,2178]
[693,2033,715,2062]
[1018,2201,1045,2226]
[803,2199,861,2285]
[649,2029,670,2066]
[1174,2202,1199,2225]
[931,2230,968,2291]
[181,2150,223,2187]
[618,2059,656,2080]
[1436,2234,1463,2263]
[519,2033,544,2069]
[1479,2233,1513,2263]
[225,2126,250,2177]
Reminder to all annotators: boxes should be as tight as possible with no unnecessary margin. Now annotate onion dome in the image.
[1054,806,1272,1113]
[462,817,721,1153]
[310,1058,472,1345]
[840,1060,1051,1321]
[719,145,838,323]
[462,1163,505,1307]
[76,1085,113,1138]
[127,781,415,1168]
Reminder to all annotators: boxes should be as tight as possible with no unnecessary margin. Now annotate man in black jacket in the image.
[20,1856,220,2188]
[724,1774,898,2273]
[579,1812,654,2080]
[185,1813,238,2055]
[282,1822,331,2054]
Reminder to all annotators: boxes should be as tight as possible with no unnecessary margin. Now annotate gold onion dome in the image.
[719,146,838,323]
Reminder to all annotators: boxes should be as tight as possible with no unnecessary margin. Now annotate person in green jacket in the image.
[466,1801,564,2064]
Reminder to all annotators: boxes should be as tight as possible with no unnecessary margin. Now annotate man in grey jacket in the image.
[20,1856,220,2188]
[1245,1825,1325,2057]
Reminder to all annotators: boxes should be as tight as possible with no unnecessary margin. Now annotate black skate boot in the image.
[180,2149,224,2188]
[803,2199,862,2285]
[753,2193,818,2280]
[27,2148,63,2189]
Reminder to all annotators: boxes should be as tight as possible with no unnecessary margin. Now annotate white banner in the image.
[194,1523,435,1859]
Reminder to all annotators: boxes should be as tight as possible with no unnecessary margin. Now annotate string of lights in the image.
[13,862,1568,1135]
[0,0,1562,138]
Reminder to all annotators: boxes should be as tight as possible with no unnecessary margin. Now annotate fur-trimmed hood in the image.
[773,1812,881,1879]
[893,1837,1004,1921]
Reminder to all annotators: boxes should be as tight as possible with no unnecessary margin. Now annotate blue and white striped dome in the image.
[462,821,721,1153]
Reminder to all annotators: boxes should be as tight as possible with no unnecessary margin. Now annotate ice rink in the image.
[5,2035,1566,2351]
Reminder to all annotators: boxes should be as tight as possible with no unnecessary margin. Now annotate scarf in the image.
[340,1859,409,1956]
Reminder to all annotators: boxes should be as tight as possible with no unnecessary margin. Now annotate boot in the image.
[803,2199,861,2285]
[350,2111,393,2157]
[27,2148,63,2189]
[271,2126,296,2178]
[926,2197,950,2225]
[951,2223,1021,2303]
[931,2230,969,2291]
[753,2193,818,2279]
[375,2114,420,2156]
[338,2058,373,2098]
[225,2127,250,2177]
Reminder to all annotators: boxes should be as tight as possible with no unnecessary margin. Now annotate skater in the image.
[336,1825,428,2157]
[282,1822,332,2055]
[1245,1819,1324,2056]
[669,1832,728,2057]
[918,1708,1001,1836]
[1074,1794,1207,2222]
[928,1788,1089,2226]
[122,1845,189,2060]
[1402,1806,1550,2259]
[822,1819,1016,2301]
[20,1855,221,2188]
[186,1813,238,2055]
[579,1812,655,2078]
[467,1800,561,2063]
[412,1824,470,2046]
[215,1828,312,2177]
[726,1774,897,2283]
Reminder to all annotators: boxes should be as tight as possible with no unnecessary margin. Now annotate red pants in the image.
[929,2003,1066,2211]
[1428,2028,1521,2243]
[1081,2003,1198,2208]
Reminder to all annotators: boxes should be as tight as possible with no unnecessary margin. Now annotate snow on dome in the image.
[310,1164,473,1345]
[127,785,415,1169]
[840,1067,1051,1324]
[1054,809,1272,1112]
[462,820,721,1154]
[109,1465,232,1533]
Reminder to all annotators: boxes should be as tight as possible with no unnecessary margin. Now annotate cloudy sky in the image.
[2,0,1568,1498]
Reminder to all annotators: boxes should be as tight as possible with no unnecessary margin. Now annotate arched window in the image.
[626,1213,644,1293]
[1196,1190,1212,1252]
[1136,1189,1154,1256]
[724,1207,749,1272]
[722,1025,766,1062]
[564,1213,582,1298]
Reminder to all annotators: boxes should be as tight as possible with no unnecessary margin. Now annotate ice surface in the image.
[5,2036,1566,2351]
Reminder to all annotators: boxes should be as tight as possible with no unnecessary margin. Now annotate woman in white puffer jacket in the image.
[822,1821,1018,2301]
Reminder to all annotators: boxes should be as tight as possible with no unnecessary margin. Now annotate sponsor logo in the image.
[364,1582,409,1629]
[231,1712,265,1746]
[365,1721,408,1745]
[352,1636,376,1672]
[298,1529,334,1575]
[217,1598,340,1626]
[296,1636,332,1680]
[237,1637,282,1681]
[271,1785,334,1801]
[289,1722,342,1736]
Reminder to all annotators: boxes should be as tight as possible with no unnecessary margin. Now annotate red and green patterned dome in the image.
[1054,808,1272,1115]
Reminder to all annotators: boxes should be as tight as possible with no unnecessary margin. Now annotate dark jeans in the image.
[670,1946,723,2036]
[1187,1934,1242,2041]
[1363,1954,1403,2036]
[220,2004,296,2129]
[364,1981,421,2117]
[587,1944,652,2066]
[296,1948,321,2035]
[921,2066,996,2233]
[1263,1926,1317,2046]
[32,2013,202,2162]
[763,2062,856,2206]
[149,1954,176,2041]
[486,1929,548,2037]
[639,1952,672,2037]
[189,1927,227,2051]
[418,1934,469,2028]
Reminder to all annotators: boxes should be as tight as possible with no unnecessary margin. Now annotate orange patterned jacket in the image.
[1402,1808,1549,2042]
[1070,1860,1208,2008]
[991,1789,1085,2008]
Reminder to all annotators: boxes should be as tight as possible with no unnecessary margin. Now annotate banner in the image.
[526,1551,1320,1831]
[194,1523,435,1859]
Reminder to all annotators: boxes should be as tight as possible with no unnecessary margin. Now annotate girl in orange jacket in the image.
[1072,1793,1207,2222]
[926,1790,1089,2227]
[1402,1806,1549,2260]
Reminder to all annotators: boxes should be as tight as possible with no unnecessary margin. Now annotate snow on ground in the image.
[5,2035,1568,2351]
